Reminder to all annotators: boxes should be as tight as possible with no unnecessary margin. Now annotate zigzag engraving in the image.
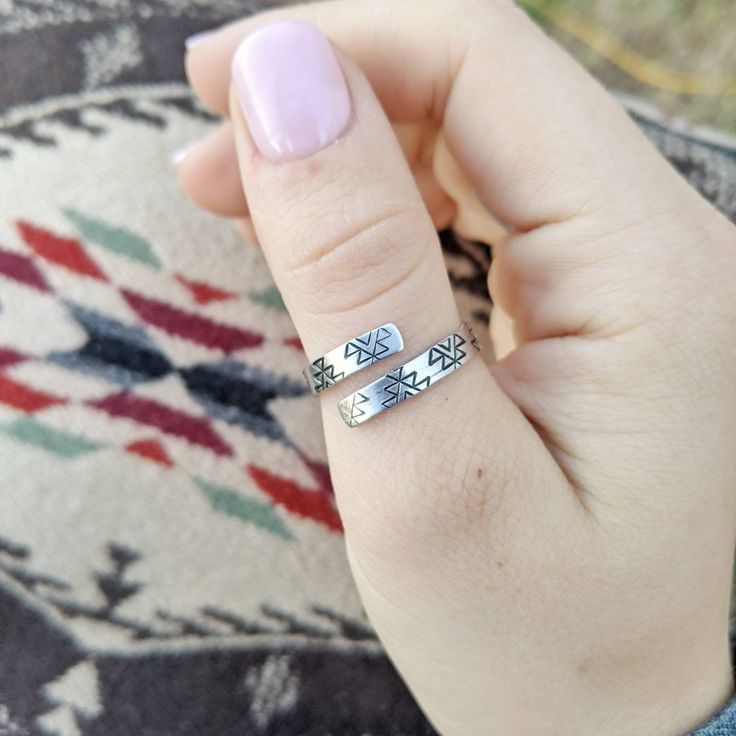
[380,367,431,408]
[428,334,467,371]
[339,392,370,428]
[309,358,345,393]
[344,326,392,366]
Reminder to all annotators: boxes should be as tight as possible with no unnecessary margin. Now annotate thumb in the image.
[227,18,572,724]
[229,18,462,359]
[227,15,565,556]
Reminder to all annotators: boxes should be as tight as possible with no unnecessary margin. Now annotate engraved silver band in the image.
[303,322,404,395]
[338,322,480,427]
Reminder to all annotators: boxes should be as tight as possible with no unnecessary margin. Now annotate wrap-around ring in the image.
[338,322,480,427]
[303,322,404,394]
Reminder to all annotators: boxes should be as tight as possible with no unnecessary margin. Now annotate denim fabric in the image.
[691,633,736,735]
[692,694,736,735]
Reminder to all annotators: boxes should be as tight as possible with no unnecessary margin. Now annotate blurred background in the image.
[521,0,736,134]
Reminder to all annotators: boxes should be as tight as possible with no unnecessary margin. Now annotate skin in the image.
[177,1,736,733]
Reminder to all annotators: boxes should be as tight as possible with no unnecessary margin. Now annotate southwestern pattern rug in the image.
[0,2,735,735]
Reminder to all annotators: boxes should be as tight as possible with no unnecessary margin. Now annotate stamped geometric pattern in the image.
[338,323,481,427]
[427,333,468,372]
[304,322,403,395]
[338,391,371,428]
[0,211,340,540]
[344,325,393,365]
[307,357,345,394]
[380,367,432,408]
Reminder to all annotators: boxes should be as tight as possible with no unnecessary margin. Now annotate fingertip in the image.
[173,122,250,218]
[170,140,198,167]
[184,29,216,52]
[185,28,232,117]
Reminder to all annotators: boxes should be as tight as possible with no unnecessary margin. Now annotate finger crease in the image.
[281,208,409,276]
[299,241,429,317]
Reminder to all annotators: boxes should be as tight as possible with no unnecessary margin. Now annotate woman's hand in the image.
[177,2,736,733]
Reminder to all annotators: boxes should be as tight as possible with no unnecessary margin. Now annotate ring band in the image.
[303,322,404,395]
[338,322,480,427]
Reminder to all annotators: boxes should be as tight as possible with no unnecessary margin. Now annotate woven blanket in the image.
[1,2,735,735]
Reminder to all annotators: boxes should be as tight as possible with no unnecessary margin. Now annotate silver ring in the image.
[303,322,404,395]
[338,322,480,427]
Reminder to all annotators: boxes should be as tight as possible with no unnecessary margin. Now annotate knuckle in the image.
[278,203,431,315]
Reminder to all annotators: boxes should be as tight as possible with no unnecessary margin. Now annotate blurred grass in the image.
[521,0,736,133]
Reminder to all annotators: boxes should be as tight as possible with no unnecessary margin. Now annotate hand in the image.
[178,2,736,733]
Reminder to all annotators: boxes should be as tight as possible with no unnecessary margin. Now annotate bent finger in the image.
[186,0,679,231]
[174,121,248,217]
[177,118,457,227]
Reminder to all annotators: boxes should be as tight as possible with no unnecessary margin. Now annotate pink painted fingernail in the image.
[231,20,351,161]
